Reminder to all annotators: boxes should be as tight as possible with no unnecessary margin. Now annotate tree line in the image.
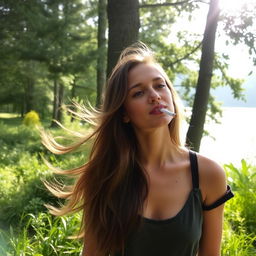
[0,0,255,150]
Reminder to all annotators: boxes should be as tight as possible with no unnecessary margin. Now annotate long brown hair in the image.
[42,42,184,255]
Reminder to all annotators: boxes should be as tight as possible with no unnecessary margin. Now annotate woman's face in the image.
[123,63,175,131]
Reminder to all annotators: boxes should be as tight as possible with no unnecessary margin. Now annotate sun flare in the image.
[219,0,254,13]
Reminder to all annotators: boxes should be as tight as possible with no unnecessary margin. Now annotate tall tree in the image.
[186,0,220,151]
[0,0,96,121]
[96,0,107,107]
[107,0,140,76]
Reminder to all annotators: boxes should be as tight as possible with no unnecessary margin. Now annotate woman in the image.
[42,42,233,256]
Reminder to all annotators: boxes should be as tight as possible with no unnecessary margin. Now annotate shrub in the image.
[221,160,256,255]
[23,110,41,127]
[0,114,91,253]
[0,120,88,228]
[224,160,256,235]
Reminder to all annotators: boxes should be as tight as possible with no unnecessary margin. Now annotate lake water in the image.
[198,107,256,166]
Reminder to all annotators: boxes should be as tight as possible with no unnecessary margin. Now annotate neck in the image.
[134,126,179,169]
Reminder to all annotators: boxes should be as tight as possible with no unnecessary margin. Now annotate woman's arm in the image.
[198,205,224,256]
[198,155,227,256]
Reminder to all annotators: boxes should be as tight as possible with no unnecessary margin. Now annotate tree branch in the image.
[139,1,191,8]
[139,0,209,8]
[170,41,202,66]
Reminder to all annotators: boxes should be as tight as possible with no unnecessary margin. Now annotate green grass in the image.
[0,115,22,126]
[0,116,89,228]
[222,221,256,256]
[224,160,256,235]
[0,113,20,118]
[221,160,256,255]
[0,213,83,256]
[0,115,89,254]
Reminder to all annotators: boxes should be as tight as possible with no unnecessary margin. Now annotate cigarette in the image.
[160,108,176,116]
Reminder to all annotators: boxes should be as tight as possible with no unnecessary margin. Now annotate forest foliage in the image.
[1,0,255,122]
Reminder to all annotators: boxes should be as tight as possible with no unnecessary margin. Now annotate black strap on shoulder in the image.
[202,185,234,211]
[189,150,199,189]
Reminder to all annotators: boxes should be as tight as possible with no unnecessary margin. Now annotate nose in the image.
[148,89,161,104]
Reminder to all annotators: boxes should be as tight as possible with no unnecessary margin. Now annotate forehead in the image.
[128,63,165,87]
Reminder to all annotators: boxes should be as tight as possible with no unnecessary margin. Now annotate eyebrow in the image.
[128,77,165,91]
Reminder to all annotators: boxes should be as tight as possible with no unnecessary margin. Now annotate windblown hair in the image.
[42,42,184,256]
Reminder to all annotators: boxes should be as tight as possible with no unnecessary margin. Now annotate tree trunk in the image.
[57,82,64,123]
[107,0,140,77]
[96,0,107,108]
[51,78,64,127]
[24,78,34,113]
[186,0,220,152]
[51,77,59,127]
[20,102,24,117]
[70,76,76,122]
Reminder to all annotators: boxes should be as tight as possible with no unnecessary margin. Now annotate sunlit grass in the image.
[0,113,20,118]
[0,213,83,256]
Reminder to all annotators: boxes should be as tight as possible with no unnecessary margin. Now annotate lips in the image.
[149,105,166,115]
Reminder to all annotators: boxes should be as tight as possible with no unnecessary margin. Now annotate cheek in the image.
[124,100,145,123]
[124,102,138,118]
[166,91,175,110]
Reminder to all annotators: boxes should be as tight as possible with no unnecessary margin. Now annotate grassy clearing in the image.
[0,116,255,255]
[0,113,20,118]
[0,116,89,227]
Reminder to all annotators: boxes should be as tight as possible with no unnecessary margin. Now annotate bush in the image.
[221,160,256,255]
[224,160,256,235]
[23,110,41,127]
[0,120,89,228]
[0,172,60,227]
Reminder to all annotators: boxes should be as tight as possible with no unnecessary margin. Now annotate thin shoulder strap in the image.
[189,150,199,189]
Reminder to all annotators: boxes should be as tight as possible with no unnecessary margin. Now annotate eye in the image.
[156,84,166,89]
[132,90,144,98]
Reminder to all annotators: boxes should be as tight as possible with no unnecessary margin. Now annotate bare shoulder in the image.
[196,153,227,205]
[197,153,226,182]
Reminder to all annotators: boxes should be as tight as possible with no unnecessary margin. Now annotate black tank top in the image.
[113,151,234,256]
